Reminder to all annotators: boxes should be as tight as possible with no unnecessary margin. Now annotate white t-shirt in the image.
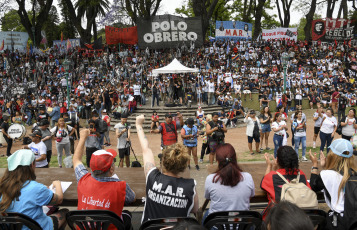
[342,117,356,137]
[313,112,324,127]
[272,121,286,135]
[320,115,337,134]
[294,119,306,137]
[133,85,141,96]
[50,126,73,144]
[28,141,48,167]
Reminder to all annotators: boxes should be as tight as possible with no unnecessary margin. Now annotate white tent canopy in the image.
[152,58,199,74]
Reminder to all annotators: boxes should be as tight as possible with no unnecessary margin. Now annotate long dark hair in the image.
[0,166,36,213]
[277,146,299,175]
[213,144,243,187]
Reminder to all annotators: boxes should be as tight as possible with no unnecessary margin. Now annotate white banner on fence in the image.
[262,27,298,41]
[0,31,29,52]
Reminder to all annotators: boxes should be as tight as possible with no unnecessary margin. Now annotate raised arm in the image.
[136,115,155,177]
[73,129,90,169]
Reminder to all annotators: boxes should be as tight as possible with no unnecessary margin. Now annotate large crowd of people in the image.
[0,39,356,229]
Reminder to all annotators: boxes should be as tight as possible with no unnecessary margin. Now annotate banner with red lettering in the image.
[105,26,138,45]
[261,27,298,41]
[215,21,252,41]
[312,18,355,41]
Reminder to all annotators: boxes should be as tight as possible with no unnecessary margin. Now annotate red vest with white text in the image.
[161,121,177,146]
[77,173,126,217]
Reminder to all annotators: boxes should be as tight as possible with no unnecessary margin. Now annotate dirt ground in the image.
[4,109,323,164]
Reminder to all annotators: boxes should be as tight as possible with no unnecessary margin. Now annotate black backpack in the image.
[98,119,108,133]
[344,169,357,229]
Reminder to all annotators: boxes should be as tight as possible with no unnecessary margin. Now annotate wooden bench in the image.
[0,162,319,206]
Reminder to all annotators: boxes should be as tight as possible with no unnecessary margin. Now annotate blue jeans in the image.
[152,94,159,106]
[320,131,333,154]
[99,133,105,148]
[294,135,306,157]
[141,94,146,105]
[273,134,284,158]
[25,111,32,125]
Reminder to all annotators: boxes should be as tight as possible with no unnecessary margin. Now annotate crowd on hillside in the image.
[0,39,356,229]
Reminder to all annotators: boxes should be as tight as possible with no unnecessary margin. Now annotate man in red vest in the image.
[150,112,183,148]
[73,129,136,230]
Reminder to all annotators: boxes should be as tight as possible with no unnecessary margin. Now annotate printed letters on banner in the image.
[137,15,203,49]
[312,18,355,41]
[261,28,298,41]
[105,26,138,45]
[215,21,252,41]
[0,32,29,52]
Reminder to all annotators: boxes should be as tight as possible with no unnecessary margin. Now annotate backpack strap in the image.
[276,171,290,184]
[276,171,301,184]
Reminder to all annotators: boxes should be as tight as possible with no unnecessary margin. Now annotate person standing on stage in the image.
[151,112,184,149]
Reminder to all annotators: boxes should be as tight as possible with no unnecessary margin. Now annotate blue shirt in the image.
[4,181,53,230]
[75,164,136,205]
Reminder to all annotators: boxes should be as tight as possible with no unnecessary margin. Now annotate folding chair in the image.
[139,217,199,230]
[66,210,126,230]
[203,210,262,230]
[0,212,42,230]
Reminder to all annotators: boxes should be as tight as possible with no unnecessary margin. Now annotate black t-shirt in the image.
[1,122,9,134]
[142,168,196,223]
[259,114,271,124]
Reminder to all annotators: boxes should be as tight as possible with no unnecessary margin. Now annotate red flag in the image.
[348,39,352,48]
[317,40,321,46]
[334,39,337,47]
[343,40,346,46]
[61,31,64,42]
[0,40,3,51]
[304,40,308,46]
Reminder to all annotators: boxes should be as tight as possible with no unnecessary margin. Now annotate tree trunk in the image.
[253,0,266,39]
[192,0,219,37]
[61,0,93,44]
[16,0,53,47]
[93,21,97,41]
[326,0,336,18]
[304,0,317,41]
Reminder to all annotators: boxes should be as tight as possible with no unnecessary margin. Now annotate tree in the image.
[303,0,317,41]
[123,0,162,23]
[0,0,12,26]
[326,0,337,18]
[1,9,27,32]
[60,0,95,43]
[275,0,293,27]
[42,6,60,46]
[191,0,220,36]
[336,0,348,19]
[254,0,279,39]
[58,0,77,39]
[15,0,54,47]
[75,0,109,41]
[231,0,255,23]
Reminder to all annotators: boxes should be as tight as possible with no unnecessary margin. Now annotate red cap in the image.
[90,149,117,173]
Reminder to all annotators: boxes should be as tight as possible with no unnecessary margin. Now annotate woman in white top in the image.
[50,118,74,168]
[312,107,324,148]
[319,108,337,155]
[295,87,303,110]
[310,139,357,229]
[196,106,205,126]
[203,143,254,221]
[292,111,307,161]
[341,108,357,141]
[272,113,288,158]
[244,110,261,155]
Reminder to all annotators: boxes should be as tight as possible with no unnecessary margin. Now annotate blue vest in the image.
[183,125,198,147]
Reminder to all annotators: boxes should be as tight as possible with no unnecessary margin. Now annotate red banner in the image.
[312,18,355,41]
[105,26,138,45]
